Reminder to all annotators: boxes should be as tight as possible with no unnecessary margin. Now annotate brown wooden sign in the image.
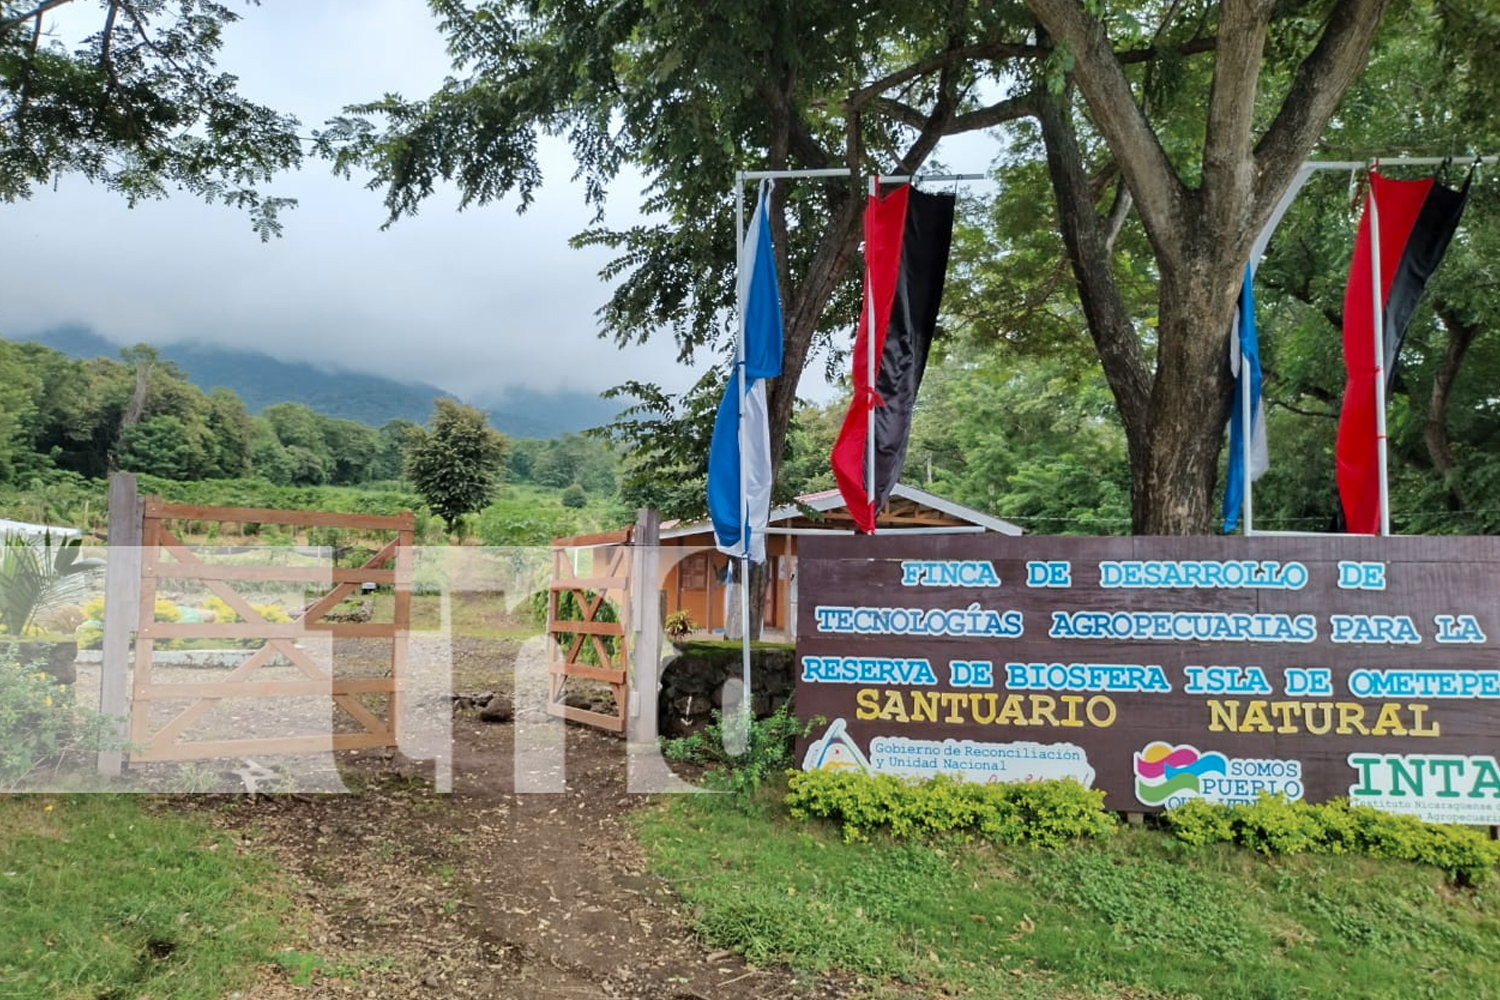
[795,534,1500,824]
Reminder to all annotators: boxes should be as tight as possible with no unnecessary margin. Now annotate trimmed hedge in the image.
[785,769,1117,847]
[1163,794,1500,886]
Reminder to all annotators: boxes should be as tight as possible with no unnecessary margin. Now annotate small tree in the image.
[404,399,506,535]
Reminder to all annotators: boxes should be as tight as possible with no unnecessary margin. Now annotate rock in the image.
[479,696,513,723]
[17,641,78,685]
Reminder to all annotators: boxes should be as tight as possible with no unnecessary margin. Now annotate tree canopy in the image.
[320,0,1462,534]
[1,0,301,237]
[403,397,506,534]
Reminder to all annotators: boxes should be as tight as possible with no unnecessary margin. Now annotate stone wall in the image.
[657,640,795,738]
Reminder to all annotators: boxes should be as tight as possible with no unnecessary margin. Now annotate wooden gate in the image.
[546,527,633,733]
[128,500,412,762]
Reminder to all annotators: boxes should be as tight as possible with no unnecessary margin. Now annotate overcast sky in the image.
[0,0,710,405]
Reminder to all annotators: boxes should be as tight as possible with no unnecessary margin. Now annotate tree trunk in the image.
[1025,0,1396,535]
[722,560,769,640]
[1036,85,1153,515]
[1132,255,1239,534]
[1427,306,1480,511]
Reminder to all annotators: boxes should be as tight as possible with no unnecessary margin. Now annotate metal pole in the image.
[865,174,878,530]
[1239,319,1254,535]
[1368,175,1391,536]
[734,175,752,744]
[739,167,852,181]
[723,165,857,749]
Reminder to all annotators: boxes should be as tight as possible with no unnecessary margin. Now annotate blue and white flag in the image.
[707,183,783,562]
[1223,264,1268,533]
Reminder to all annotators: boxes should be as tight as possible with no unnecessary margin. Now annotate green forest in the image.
[0,336,628,543]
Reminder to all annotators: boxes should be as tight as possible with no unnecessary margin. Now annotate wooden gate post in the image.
[628,508,663,745]
[98,473,143,777]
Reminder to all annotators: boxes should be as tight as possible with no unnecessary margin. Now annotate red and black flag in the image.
[1336,168,1470,533]
[830,185,956,532]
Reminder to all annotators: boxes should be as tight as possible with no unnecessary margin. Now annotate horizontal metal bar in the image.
[761,525,987,535]
[1300,155,1494,172]
[737,168,852,182]
[875,172,990,183]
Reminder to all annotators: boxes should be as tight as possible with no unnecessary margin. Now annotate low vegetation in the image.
[0,796,293,999]
[637,711,1500,999]
[638,774,1500,999]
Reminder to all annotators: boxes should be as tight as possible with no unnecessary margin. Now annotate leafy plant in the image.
[0,651,122,789]
[661,704,819,805]
[785,770,1117,846]
[0,533,103,637]
[530,587,620,666]
[663,610,696,639]
[1162,794,1500,886]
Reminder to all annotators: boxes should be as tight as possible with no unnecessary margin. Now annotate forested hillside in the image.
[17,327,623,439]
[0,335,625,542]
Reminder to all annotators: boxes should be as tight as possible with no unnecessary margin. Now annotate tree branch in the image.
[1103,177,1133,254]
[1427,304,1480,510]
[843,32,1216,111]
[1252,0,1396,215]
[90,1,121,134]
[846,40,1040,110]
[13,10,42,123]
[1201,0,1273,231]
[1035,84,1152,448]
[0,0,77,31]
[1024,0,1187,259]
[1116,35,1217,64]
[942,93,1042,134]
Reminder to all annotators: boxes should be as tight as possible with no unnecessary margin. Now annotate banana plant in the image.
[0,533,105,638]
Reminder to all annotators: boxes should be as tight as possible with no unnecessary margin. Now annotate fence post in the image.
[628,508,662,745]
[98,473,143,777]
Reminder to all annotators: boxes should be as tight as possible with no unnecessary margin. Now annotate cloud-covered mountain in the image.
[17,326,621,439]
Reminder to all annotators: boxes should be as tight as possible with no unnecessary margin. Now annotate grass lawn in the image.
[635,790,1500,1000]
[0,795,293,1000]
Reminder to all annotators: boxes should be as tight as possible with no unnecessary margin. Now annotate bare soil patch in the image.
[164,635,849,1000]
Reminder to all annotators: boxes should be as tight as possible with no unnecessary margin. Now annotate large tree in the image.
[1,0,301,237]
[1023,0,1395,532]
[404,398,506,535]
[318,0,1046,503]
[324,0,1408,538]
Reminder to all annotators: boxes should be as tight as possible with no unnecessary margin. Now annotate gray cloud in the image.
[0,0,691,403]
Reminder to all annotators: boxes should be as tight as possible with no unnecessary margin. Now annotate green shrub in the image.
[1227,794,1324,856]
[785,769,1116,846]
[530,587,619,666]
[661,704,816,804]
[0,652,120,789]
[1162,794,1500,885]
[1160,796,1236,846]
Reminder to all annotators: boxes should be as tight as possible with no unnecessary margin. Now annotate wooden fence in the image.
[546,527,634,733]
[126,498,412,763]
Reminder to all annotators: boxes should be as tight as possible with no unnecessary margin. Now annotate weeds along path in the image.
[180,638,848,1000]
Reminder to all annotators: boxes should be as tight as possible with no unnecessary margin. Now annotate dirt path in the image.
[171,658,849,999]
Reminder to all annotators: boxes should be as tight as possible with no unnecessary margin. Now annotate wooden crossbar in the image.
[127,500,412,764]
[543,529,634,734]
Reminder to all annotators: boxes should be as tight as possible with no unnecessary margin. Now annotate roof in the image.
[661,482,1023,539]
[0,518,82,541]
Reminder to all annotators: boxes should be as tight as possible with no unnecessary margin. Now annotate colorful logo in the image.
[1133,741,1227,805]
[801,718,871,774]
